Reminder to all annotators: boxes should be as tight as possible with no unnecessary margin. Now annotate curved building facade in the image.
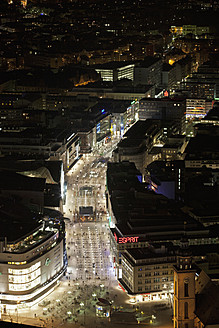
[0,217,67,310]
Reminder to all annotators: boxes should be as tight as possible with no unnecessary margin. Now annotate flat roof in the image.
[0,127,78,146]
[124,243,219,262]
[0,198,41,242]
[140,97,185,102]
[185,134,219,155]
[118,137,146,148]
[108,161,207,240]
[125,245,175,261]
[89,98,131,114]
[124,119,161,139]
[93,61,135,69]
[136,56,161,68]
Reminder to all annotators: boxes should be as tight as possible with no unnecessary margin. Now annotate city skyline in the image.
[0,0,218,327]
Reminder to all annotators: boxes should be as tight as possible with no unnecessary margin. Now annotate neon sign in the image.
[164,90,169,97]
[114,233,139,244]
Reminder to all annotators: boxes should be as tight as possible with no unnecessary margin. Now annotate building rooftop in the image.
[162,63,173,72]
[140,97,185,102]
[0,170,45,192]
[124,243,219,262]
[124,243,175,261]
[136,56,161,68]
[0,159,63,184]
[108,161,208,241]
[203,103,219,121]
[89,98,131,114]
[195,282,219,326]
[0,127,77,147]
[118,137,146,148]
[185,134,219,157]
[147,160,183,183]
[124,119,161,139]
[93,61,135,69]
[0,198,41,243]
[107,161,143,194]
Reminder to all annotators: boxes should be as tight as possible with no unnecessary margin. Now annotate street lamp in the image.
[80,302,85,325]
[56,299,61,306]
[67,311,72,318]
[43,308,47,315]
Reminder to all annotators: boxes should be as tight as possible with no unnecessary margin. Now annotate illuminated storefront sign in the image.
[114,233,139,244]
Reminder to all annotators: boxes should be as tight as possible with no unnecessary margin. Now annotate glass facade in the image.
[8,261,41,291]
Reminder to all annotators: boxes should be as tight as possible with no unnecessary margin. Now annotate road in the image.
[65,157,108,223]
[66,222,112,283]
[1,137,173,328]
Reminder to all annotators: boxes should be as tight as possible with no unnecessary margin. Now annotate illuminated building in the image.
[170,26,183,36]
[117,228,218,301]
[170,25,210,37]
[112,118,184,176]
[106,161,219,302]
[138,98,186,134]
[71,87,147,101]
[134,57,162,88]
[112,120,163,175]
[106,162,214,278]
[0,129,80,173]
[161,135,188,160]
[181,80,216,100]
[186,98,211,120]
[0,202,67,310]
[21,0,27,7]
[181,59,219,99]
[120,244,175,299]
[94,114,111,146]
[94,62,135,82]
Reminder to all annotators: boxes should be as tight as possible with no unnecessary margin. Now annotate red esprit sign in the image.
[114,232,139,244]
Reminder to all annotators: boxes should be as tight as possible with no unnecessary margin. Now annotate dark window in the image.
[184,302,188,319]
[184,283,189,297]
